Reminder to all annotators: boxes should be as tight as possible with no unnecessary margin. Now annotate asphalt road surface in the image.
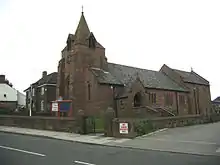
[0,132,219,165]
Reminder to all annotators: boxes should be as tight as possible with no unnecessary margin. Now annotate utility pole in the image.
[29,85,32,117]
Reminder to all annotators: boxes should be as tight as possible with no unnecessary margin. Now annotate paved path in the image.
[114,122,220,156]
[0,132,219,165]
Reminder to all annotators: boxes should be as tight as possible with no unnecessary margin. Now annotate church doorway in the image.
[134,92,142,107]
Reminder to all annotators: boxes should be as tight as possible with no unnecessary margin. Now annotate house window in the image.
[149,93,156,104]
[88,83,91,100]
[32,88,35,96]
[165,93,173,105]
[41,100,44,111]
[3,94,6,98]
[134,92,142,107]
[41,87,44,95]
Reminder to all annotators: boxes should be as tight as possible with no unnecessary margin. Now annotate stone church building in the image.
[56,12,211,118]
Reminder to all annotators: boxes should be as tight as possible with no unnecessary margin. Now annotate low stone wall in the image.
[0,115,78,133]
[111,114,220,138]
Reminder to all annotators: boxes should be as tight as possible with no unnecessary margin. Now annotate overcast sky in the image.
[0,0,219,99]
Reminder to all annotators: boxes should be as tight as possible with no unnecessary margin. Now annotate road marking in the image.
[74,160,96,165]
[0,145,46,157]
[145,138,216,145]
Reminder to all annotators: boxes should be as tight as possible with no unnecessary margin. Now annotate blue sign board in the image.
[59,102,71,112]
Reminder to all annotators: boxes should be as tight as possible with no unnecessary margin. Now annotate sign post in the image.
[119,123,128,134]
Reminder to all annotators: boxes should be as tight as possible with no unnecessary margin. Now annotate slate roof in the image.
[173,69,209,85]
[24,72,57,92]
[91,68,122,85]
[35,72,57,86]
[212,97,220,103]
[91,63,187,92]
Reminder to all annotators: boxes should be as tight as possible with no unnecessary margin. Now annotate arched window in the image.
[134,92,142,107]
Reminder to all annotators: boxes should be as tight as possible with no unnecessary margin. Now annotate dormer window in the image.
[67,39,71,51]
[89,34,96,48]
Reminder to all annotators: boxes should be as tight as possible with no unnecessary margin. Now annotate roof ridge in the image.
[191,71,209,83]
[173,68,190,74]
[108,62,158,73]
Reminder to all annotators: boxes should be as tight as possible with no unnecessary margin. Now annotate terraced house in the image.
[24,71,57,114]
[56,11,211,118]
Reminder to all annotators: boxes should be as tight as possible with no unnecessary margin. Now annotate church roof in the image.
[92,63,187,92]
[173,69,209,85]
[91,67,122,85]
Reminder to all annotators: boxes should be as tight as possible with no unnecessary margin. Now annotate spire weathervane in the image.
[82,5,84,13]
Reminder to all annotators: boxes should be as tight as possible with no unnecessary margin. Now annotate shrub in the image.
[134,120,154,136]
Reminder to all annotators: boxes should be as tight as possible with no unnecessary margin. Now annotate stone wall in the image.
[0,115,78,133]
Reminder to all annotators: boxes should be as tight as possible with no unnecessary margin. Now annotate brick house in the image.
[56,11,211,118]
[24,71,57,114]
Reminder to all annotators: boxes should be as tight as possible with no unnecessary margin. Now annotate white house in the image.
[0,75,26,110]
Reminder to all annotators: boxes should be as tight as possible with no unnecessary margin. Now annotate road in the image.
[0,132,220,165]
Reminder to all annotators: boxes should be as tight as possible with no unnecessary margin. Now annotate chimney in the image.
[0,75,5,83]
[42,71,47,78]
[9,83,13,87]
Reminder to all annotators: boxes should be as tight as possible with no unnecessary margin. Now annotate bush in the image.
[134,120,154,136]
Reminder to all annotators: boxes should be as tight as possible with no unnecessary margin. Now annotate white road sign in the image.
[119,123,128,134]
[52,102,58,112]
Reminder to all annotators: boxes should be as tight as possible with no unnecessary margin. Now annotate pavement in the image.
[114,122,220,157]
[0,132,220,165]
[0,126,131,145]
[1,122,220,164]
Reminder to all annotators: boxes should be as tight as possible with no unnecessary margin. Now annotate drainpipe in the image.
[175,91,179,115]
[193,88,197,114]
[111,85,118,118]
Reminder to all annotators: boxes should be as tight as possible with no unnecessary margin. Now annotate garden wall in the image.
[0,115,79,133]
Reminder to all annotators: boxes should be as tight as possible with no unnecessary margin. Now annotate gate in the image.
[84,116,104,134]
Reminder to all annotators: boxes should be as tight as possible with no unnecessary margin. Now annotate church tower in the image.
[57,11,108,115]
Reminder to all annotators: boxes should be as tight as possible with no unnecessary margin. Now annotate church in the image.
[56,11,211,118]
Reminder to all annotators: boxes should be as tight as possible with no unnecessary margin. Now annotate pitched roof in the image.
[24,72,57,92]
[35,72,57,86]
[212,97,220,103]
[91,67,122,85]
[92,63,187,92]
[173,69,209,85]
